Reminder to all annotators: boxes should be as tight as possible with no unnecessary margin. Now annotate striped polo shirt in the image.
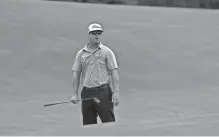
[72,43,118,88]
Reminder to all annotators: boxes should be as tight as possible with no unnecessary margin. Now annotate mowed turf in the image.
[1,0,219,135]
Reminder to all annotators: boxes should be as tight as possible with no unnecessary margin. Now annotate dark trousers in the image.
[81,84,115,125]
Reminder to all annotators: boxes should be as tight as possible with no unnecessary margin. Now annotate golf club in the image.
[44,97,100,107]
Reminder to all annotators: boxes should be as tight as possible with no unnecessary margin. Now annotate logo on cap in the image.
[92,24,101,29]
[88,23,103,33]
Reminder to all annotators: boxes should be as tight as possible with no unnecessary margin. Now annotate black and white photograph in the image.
[0,0,219,136]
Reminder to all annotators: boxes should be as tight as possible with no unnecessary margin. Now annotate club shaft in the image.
[81,98,94,101]
[44,98,96,107]
[44,101,71,106]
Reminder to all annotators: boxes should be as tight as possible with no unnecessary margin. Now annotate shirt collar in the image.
[83,43,103,52]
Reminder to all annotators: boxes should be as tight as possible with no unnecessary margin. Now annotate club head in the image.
[93,97,100,103]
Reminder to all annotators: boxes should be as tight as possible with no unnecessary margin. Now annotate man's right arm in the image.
[72,71,81,98]
[71,50,82,104]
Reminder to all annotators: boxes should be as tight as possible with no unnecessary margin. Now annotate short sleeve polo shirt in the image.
[72,43,118,88]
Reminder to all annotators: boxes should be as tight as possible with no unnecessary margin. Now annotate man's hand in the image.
[70,95,79,104]
[112,92,120,106]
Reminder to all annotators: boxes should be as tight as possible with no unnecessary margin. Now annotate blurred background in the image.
[46,0,219,9]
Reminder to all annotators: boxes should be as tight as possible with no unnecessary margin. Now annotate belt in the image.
[83,84,110,90]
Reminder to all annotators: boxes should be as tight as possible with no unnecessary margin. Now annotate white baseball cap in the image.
[88,23,103,33]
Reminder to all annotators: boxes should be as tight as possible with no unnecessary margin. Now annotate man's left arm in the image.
[106,49,120,106]
[111,69,120,106]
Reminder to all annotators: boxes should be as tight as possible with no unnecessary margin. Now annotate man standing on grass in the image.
[70,23,120,125]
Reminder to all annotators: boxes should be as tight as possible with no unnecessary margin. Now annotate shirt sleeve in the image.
[106,48,118,70]
[72,50,82,72]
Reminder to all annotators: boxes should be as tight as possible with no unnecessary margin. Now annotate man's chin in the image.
[93,41,100,44]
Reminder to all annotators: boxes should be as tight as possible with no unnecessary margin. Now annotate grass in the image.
[0,0,219,135]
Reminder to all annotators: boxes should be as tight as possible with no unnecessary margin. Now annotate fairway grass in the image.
[1,0,219,135]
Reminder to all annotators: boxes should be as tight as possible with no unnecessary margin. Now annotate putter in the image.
[44,97,100,107]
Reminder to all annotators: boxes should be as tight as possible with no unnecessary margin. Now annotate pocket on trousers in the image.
[102,86,112,101]
[81,87,87,99]
[108,87,113,101]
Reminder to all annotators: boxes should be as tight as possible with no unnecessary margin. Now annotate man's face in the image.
[88,30,103,44]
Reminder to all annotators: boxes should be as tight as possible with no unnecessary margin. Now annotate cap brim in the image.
[88,28,103,33]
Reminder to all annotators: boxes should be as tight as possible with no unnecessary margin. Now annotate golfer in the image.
[70,23,120,125]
